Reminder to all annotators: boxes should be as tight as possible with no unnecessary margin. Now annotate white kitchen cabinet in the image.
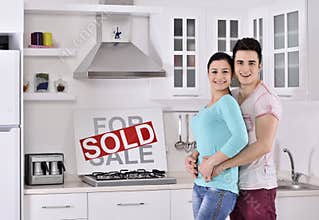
[149,7,208,99]
[0,0,23,32]
[149,6,249,101]
[88,190,170,220]
[268,0,307,98]
[24,193,88,220]
[149,1,309,100]
[276,195,319,220]
[206,9,245,88]
[245,0,307,98]
[170,189,230,220]
[206,15,242,55]
[247,7,270,84]
[0,50,20,125]
[170,189,193,220]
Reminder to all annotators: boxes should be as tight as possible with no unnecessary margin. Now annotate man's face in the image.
[234,50,261,86]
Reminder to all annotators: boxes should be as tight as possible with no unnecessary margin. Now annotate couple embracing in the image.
[185,38,282,220]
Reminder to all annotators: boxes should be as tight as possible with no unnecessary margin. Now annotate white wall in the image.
[24,0,319,181]
[23,10,161,174]
[276,100,319,178]
[164,99,319,178]
[308,0,319,100]
[24,97,319,178]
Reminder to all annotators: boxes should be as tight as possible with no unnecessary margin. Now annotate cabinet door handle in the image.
[116,202,145,206]
[60,218,87,220]
[42,205,72,209]
[187,200,192,203]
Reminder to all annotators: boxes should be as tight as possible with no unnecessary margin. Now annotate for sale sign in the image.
[80,121,157,161]
[74,108,167,175]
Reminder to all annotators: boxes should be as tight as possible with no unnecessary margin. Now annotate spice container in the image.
[35,73,49,92]
[54,78,67,93]
[23,80,30,92]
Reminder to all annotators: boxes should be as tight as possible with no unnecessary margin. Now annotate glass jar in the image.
[54,78,67,93]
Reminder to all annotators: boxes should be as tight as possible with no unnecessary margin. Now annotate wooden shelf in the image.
[24,3,161,16]
[24,93,76,101]
[24,48,76,57]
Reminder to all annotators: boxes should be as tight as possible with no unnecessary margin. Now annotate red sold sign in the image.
[80,121,157,161]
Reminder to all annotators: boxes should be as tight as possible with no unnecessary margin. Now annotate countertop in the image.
[24,172,194,195]
[24,172,319,197]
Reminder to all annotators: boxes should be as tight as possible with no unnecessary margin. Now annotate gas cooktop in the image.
[81,169,177,187]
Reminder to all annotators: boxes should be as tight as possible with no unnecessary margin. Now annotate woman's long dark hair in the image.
[207,52,234,94]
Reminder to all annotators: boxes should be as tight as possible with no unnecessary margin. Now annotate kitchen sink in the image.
[277,180,319,190]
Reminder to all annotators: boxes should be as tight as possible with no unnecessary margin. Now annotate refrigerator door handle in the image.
[0,125,19,132]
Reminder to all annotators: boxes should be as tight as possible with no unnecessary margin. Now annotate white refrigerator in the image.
[0,50,21,220]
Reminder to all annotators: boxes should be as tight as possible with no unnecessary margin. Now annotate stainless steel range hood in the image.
[73,4,165,79]
[74,42,165,79]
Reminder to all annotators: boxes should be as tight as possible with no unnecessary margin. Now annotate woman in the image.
[187,52,248,220]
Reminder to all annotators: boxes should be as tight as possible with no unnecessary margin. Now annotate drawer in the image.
[170,189,193,220]
[88,190,170,220]
[24,193,87,220]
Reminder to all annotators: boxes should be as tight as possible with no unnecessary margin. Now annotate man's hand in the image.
[185,151,199,178]
[200,151,229,182]
[211,163,226,178]
[199,156,215,182]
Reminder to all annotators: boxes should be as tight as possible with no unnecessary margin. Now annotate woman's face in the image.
[207,60,232,92]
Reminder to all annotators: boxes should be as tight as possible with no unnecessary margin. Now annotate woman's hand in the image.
[185,151,199,178]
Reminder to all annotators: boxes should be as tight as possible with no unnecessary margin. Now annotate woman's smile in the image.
[208,60,232,93]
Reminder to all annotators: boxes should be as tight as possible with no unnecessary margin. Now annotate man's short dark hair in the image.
[232,38,262,64]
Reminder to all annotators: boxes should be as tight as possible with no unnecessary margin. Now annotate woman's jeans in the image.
[192,184,237,220]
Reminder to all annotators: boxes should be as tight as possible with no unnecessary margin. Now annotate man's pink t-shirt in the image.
[232,82,282,190]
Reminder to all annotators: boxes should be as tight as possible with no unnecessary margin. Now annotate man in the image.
[185,38,282,220]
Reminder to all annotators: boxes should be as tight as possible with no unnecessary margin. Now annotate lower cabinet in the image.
[24,190,319,220]
[170,189,193,220]
[276,196,319,220]
[24,193,87,220]
[170,190,319,220]
[170,189,230,220]
[88,190,170,220]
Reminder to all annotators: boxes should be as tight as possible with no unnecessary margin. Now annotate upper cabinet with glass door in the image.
[173,17,198,95]
[149,1,307,101]
[149,8,206,99]
[217,19,240,53]
[270,0,306,97]
[253,17,264,81]
[216,18,241,87]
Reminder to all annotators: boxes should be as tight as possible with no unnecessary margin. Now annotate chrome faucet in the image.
[283,148,303,184]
